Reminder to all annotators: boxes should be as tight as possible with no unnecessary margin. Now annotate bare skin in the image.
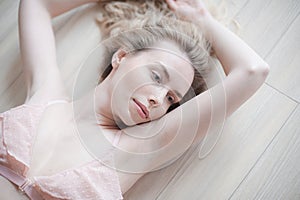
[0,0,269,198]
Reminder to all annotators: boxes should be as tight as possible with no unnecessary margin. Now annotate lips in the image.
[133,99,149,119]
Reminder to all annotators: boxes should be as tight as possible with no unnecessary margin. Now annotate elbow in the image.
[242,63,270,90]
[247,62,270,80]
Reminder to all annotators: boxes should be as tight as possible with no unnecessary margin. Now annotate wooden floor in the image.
[0,0,299,199]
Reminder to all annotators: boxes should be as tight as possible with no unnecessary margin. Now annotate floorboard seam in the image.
[227,104,299,200]
[264,12,300,60]
[264,82,299,104]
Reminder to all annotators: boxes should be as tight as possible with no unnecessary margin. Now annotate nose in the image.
[148,87,168,107]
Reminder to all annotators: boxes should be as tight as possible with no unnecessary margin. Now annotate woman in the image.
[0,0,269,199]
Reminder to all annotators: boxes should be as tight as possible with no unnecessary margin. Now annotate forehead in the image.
[140,40,194,96]
[146,40,193,70]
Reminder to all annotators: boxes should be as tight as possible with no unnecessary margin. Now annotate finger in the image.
[165,0,178,10]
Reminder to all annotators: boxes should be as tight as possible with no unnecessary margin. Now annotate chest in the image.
[1,103,128,199]
[1,103,151,196]
[27,104,94,177]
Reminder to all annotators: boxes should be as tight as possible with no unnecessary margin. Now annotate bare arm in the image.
[164,0,269,157]
[164,0,269,126]
[19,0,98,103]
[120,0,269,171]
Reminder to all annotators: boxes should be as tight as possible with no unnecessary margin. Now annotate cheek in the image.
[149,108,166,120]
[109,69,151,120]
[113,66,152,95]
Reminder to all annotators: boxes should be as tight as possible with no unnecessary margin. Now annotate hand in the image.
[165,0,212,22]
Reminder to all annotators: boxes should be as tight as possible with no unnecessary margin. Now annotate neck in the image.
[73,80,118,130]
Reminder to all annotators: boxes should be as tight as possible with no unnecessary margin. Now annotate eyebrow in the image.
[154,61,183,99]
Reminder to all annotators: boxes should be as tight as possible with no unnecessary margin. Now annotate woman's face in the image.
[109,40,194,126]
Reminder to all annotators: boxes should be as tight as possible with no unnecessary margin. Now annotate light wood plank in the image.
[0,0,19,41]
[1,1,299,199]
[0,3,102,111]
[205,0,248,23]
[123,3,249,198]
[0,0,22,111]
[266,15,300,103]
[235,0,300,57]
[156,85,297,200]
[231,104,300,199]
[124,84,297,200]
[124,0,300,199]
[53,4,103,98]
[123,154,191,200]
[226,0,248,17]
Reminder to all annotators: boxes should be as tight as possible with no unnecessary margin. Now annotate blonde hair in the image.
[97,0,218,110]
[97,0,231,34]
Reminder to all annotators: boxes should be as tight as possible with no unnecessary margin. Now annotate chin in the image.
[115,114,137,128]
[115,120,128,129]
[123,116,149,127]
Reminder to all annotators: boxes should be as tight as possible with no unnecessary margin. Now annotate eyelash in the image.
[151,70,176,104]
[152,70,161,83]
[167,93,175,104]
